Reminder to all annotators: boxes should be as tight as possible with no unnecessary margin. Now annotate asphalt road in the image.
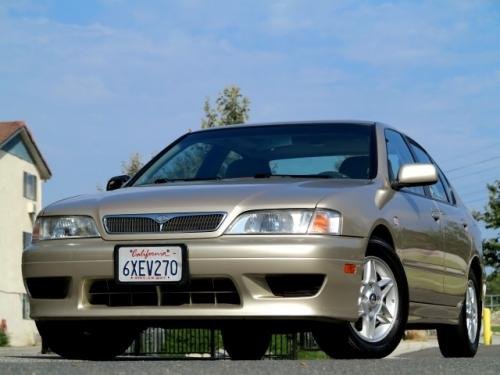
[0,345,498,375]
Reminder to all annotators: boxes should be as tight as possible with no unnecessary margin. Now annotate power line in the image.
[445,155,500,173]
[453,176,499,189]
[439,141,500,164]
[460,191,488,200]
[463,196,488,205]
[458,187,489,196]
[449,165,500,180]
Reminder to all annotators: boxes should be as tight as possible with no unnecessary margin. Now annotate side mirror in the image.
[392,164,437,190]
[106,175,130,191]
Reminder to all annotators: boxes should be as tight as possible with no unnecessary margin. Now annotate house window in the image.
[23,172,37,200]
[23,232,32,250]
[22,294,30,320]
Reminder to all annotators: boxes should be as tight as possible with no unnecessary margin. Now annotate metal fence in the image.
[125,328,318,359]
[485,294,500,310]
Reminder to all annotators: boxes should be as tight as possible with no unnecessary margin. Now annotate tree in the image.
[121,152,144,176]
[114,85,250,185]
[201,85,250,128]
[473,180,500,279]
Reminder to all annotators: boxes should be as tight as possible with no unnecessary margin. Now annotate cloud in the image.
[0,0,499,206]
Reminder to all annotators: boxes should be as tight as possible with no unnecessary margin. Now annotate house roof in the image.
[0,121,52,180]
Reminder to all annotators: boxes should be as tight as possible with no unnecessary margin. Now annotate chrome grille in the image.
[88,278,241,307]
[105,217,159,233]
[162,214,224,232]
[103,213,225,234]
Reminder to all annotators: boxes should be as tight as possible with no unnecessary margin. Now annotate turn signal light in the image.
[307,210,341,235]
[344,264,357,274]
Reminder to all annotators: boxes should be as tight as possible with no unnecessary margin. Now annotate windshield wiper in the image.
[153,177,221,184]
[253,173,332,179]
[152,175,332,184]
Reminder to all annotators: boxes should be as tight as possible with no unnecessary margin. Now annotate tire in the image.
[36,321,136,360]
[313,238,408,359]
[437,272,481,358]
[222,326,271,360]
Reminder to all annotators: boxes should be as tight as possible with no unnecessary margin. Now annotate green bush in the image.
[0,331,9,347]
[161,329,224,355]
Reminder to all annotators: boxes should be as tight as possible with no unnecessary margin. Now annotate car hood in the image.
[43,179,372,239]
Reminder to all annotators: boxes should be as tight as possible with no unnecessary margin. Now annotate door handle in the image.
[431,210,441,221]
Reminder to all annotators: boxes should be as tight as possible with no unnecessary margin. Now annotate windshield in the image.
[132,124,376,186]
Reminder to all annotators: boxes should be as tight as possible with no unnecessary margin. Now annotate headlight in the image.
[225,209,341,235]
[32,216,100,241]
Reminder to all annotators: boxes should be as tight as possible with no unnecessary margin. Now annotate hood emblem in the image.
[153,215,173,224]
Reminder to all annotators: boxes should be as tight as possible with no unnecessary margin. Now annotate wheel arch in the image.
[468,256,484,301]
[367,223,395,252]
[366,222,409,309]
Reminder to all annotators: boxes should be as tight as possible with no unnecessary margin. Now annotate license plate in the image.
[115,245,185,283]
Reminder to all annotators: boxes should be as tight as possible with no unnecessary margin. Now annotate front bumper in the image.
[22,235,366,322]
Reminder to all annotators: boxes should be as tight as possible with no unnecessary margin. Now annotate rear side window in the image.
[384,130,424,196]
[408,141,450,204]
[440,172,457,205]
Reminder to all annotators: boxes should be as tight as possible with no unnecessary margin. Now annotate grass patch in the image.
[297,350,329,360]
[492,326,500,333]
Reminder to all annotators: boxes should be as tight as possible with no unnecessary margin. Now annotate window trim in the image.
[405,137,457,207]
[384,129,426,198]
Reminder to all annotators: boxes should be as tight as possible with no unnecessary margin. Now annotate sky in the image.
[1,0,499,219]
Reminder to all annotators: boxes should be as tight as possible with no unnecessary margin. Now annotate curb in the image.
[389,339,439,358]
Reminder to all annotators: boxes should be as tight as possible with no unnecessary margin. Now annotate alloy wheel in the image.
[465,280,478,343]
[350,256,399,343]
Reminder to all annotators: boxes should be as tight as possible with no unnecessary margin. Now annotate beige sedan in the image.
[23,121,483,360]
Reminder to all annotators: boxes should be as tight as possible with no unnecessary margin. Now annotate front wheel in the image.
[36,321,136,360]
[437,272,481,357]
[314,240,408,358]
[222,326,271,360]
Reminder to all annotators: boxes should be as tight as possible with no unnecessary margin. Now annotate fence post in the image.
[291,333,299,360]
[210,328,216,359]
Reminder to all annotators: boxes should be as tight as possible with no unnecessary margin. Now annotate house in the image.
[0,121,51,346]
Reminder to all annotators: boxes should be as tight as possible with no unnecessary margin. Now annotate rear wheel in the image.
[222,326,271,360]
[314,239,408,359]
[437,272,481,357]
[36,321,136,360]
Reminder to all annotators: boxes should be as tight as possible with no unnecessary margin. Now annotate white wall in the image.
[0,149,42,346]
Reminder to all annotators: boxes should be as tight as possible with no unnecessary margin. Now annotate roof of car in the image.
[194,120,378,133]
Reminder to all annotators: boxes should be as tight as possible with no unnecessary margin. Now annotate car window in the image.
[133,124,376,185]
[384,130,425,196]
[137,143,213,183]
[440,171,457,205]
[271,155,347,176]
[217,151,243,178]
[408,141,450,204]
